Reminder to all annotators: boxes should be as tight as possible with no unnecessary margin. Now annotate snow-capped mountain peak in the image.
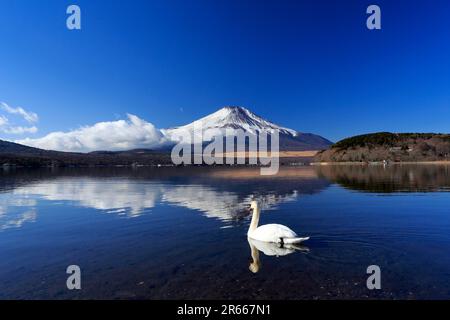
[160,106,332,151]
[163,106,297,141]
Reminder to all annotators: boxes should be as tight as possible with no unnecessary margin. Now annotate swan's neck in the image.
[248,205,260,235]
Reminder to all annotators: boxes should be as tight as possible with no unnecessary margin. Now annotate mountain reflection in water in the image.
[0,167,329,229]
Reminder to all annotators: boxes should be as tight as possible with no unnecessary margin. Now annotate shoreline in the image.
[4,160,450,170]
[311,161,450,166]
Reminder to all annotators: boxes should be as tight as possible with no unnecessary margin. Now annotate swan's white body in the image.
[247,201,309,244]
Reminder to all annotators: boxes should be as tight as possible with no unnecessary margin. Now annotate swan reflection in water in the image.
[248,238,309,273]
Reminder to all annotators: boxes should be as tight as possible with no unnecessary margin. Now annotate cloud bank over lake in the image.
[16,114,167,152]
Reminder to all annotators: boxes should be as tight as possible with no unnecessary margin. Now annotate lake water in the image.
[1,165,450,299]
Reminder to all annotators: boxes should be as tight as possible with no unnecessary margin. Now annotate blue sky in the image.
[0,0,449,147]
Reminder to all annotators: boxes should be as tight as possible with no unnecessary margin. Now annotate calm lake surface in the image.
[1,165,450,299]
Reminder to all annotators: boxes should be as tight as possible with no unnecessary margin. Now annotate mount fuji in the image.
[0,106,332,167]
[2,106,331,159]
[162,106,332,151]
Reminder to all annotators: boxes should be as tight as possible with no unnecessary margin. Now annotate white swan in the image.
[247,200,310,244]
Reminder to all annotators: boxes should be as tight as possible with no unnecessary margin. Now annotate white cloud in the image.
[0,102,39,123]
[3,126,38,134]
[0,102,39,135]
[0,115,8,126]
[17,114,167,152]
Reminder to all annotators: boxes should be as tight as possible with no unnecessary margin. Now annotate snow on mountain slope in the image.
[163,106,296,141]
[162,106,332,151]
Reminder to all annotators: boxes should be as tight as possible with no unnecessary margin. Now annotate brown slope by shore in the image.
[314,132,450,163]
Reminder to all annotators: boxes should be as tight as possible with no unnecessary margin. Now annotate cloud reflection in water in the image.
[0,167,329,229]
